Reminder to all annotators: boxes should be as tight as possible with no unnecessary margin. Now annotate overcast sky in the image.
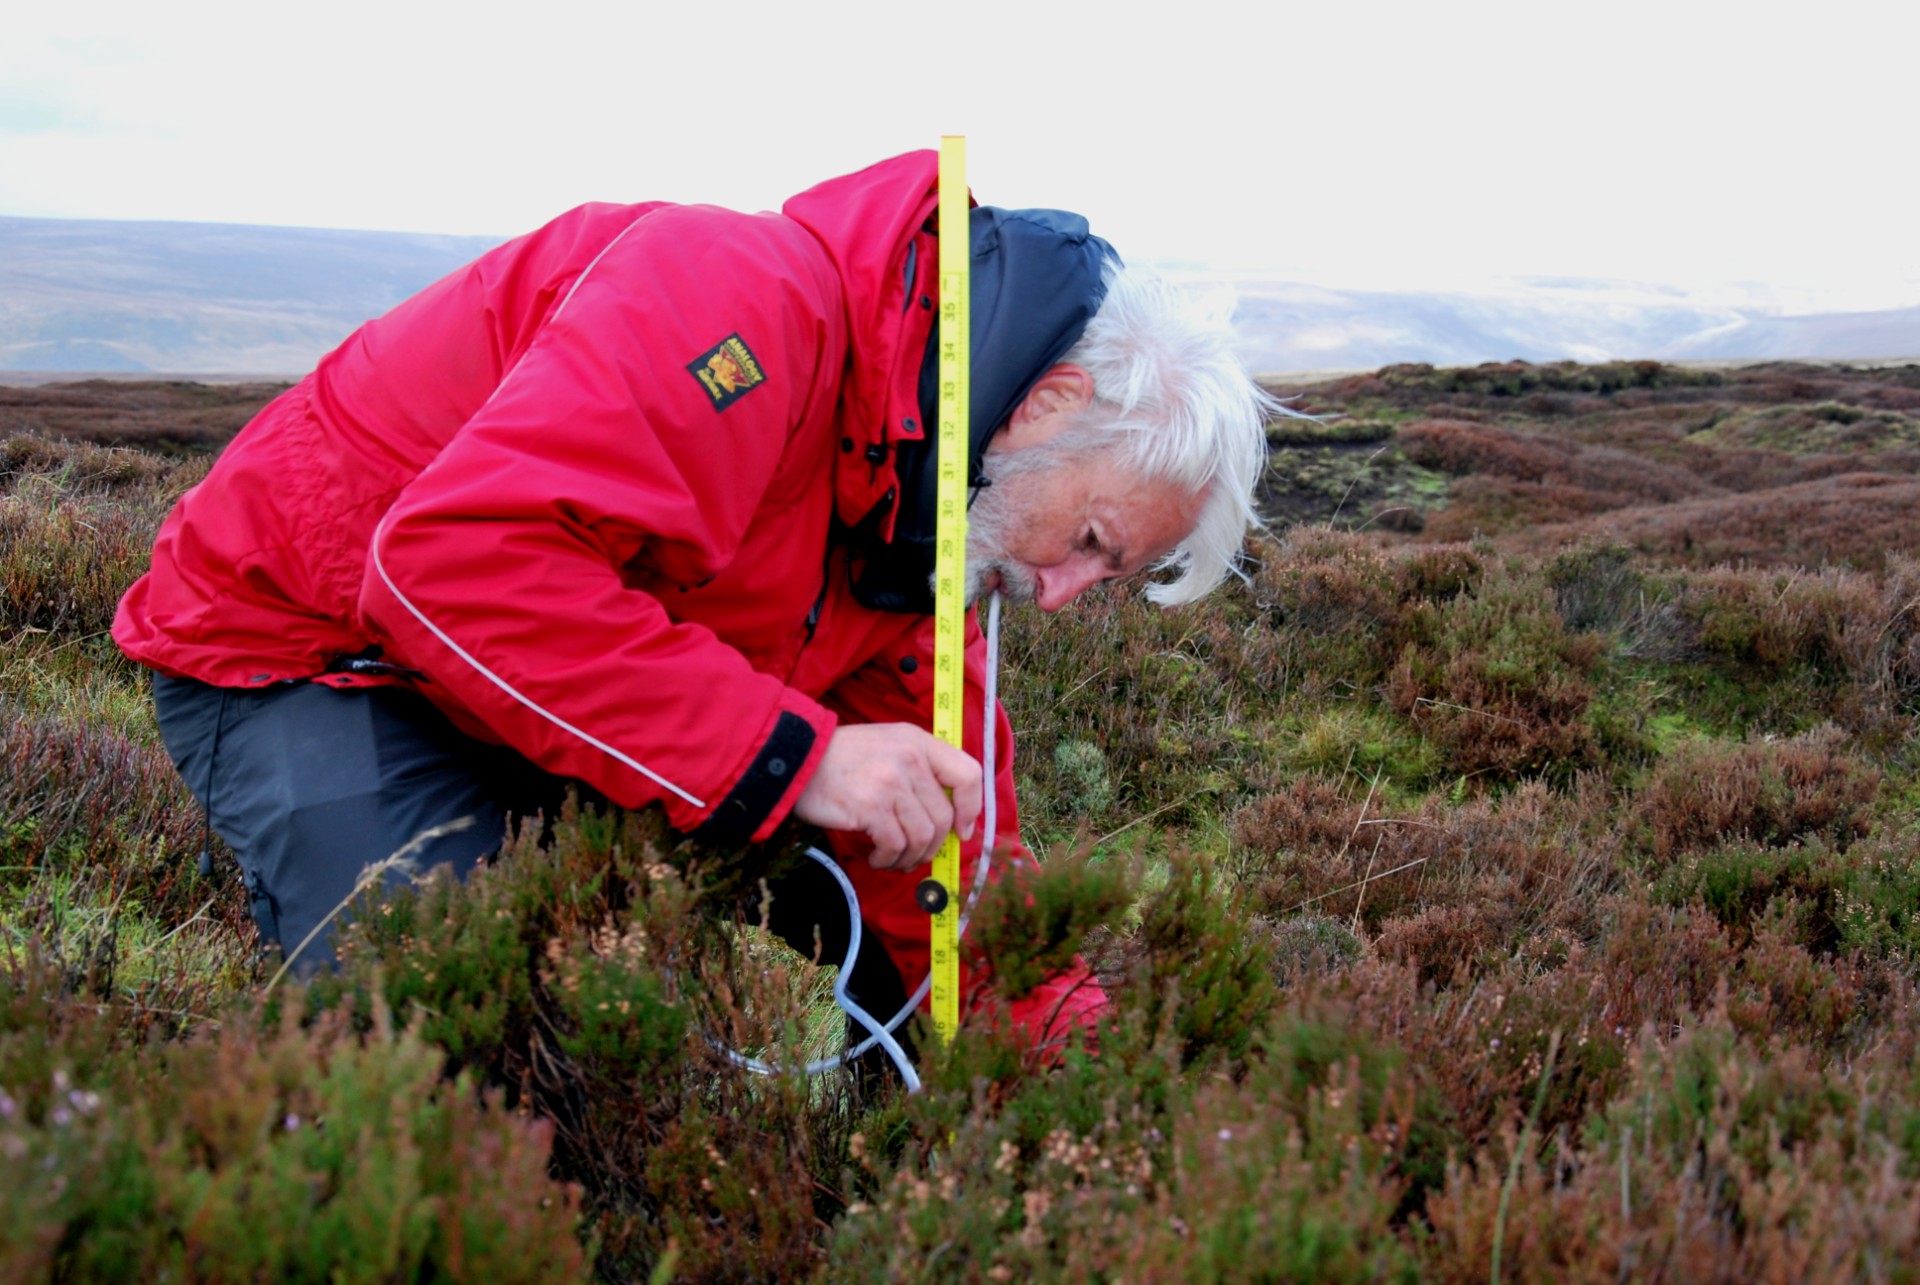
[4,0,1913,311]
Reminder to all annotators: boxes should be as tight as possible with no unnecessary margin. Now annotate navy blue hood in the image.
[851,204,1119,614]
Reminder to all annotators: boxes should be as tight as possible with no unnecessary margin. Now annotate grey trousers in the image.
[152,674,571,972]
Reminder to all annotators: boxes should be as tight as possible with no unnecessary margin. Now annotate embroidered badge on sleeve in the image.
[687,334,767,411]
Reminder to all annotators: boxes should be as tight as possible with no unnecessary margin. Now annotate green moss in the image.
[1283,705,1441,795]
[1260,441,1450,530]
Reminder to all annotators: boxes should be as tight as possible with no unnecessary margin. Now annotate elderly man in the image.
[113,151,1269,1047]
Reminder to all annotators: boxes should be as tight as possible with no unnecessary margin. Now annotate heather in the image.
[6,363,1920,1281]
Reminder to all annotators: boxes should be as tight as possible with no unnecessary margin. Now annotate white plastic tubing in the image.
[720,593,1007,1092]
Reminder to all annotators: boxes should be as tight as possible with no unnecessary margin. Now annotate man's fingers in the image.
[925,738,984,841]
[867,812,908,870]
[792,723,986,870]
[904,791,944,869]
[866,794,926,871]
[903,760,956,866]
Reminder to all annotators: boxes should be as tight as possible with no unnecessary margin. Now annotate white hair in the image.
[1061,263,1284,606]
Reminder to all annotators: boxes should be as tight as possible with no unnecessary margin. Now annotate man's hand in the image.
[791,723,983,870]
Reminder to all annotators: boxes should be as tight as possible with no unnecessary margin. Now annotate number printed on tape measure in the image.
[931,135,969,1047]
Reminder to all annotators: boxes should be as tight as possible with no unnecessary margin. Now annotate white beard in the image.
[933,456,1047,607]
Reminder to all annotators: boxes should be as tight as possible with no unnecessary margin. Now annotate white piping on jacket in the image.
[363,208,707,811]
[368,511,707,811]
[548,212,649,321]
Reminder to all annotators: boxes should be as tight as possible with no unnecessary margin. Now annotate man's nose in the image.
[1035,558,1110,613]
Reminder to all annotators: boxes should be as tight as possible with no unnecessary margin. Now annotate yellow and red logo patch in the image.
[687,333,766,411]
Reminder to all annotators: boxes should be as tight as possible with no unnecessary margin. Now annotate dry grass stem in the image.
[263,814,476,993]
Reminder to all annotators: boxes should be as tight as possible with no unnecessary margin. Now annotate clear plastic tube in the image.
[723,592,1004,1090]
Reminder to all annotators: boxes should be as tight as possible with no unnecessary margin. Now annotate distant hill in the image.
[2,214,1915,376]
[1656,302,1920,362]
[1225,281,1920,374]
[0,216,504,374]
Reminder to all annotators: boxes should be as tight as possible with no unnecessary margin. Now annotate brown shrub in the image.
[1505,473,1920,572]
[1419,1097,1920,1281]
[1417,1012,1920,1282]
[1254,526,1404,621]
[1399,419,1583,480]
[1595,897,1736,1036]
[1689,443,1920,493]
[0,380,282,453]
[1366,500,1426,533]
[1234,526,1431,698]
[1636,726,1880,862]
[1683,564,1882,675]
[1399,544,1484,601]
[1726,363,1851,404]
[1,433,183,493]
[1235,775,1621,960]
[1844,552,1920,717]
[1558,402,1719,449]
[0,703,230,935]
[1726,912,1884,1051]
[0,485,163,637]
[1543,543,1690,660]
[1620,560,1920,739]
[1232,775,1454,934]
[1,702,197,859]
[1400,420,1714,506]
[1387,578,1609,784]
[1423,476,1626,541]
[1292,949,1629,1171]
[1707,401,1920,455]
[641,1092,829,1280]
[1232,775,1359,860]
[1371,904,1504,985]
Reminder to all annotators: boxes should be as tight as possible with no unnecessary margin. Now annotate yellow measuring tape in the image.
[929,135,969,1044]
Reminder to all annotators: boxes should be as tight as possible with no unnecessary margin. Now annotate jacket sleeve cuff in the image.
[688,695,835,847]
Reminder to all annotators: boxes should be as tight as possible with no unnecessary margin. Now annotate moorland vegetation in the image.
[5,362,1920,1280]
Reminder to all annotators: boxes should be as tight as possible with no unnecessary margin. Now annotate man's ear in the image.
[999,364,1094,452]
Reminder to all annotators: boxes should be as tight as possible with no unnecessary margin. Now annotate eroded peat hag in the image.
[7,367,1920,1282]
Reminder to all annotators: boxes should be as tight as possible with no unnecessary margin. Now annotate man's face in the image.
[964,446,1202,612]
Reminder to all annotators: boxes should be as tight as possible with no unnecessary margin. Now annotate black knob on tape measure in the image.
[915,878,949,915]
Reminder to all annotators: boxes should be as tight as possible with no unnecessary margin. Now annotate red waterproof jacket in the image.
[115,151,1104,1041]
